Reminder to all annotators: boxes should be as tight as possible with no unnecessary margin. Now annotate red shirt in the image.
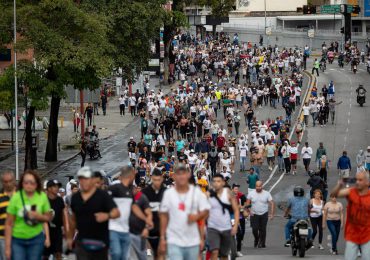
[216,136,226,148]
[345,188,370,244]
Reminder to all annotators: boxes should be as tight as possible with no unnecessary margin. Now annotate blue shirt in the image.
[337,155,351,170]
[287,197,309,221]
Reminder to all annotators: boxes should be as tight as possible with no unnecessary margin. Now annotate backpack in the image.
[209,189,233,215]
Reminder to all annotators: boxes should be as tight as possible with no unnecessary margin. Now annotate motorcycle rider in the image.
[356,85,367,104]
[284,187,312,247]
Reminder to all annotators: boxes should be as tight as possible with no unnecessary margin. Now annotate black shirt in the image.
[127,141,136,153]
[129,192,150,235]
[48,196,65,229]
[141,185,166,236]
[71,189,117,245]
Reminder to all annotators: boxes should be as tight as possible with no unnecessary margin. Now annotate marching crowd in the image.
[0,32,369,260]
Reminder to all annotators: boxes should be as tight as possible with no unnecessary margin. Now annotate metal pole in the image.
[14,0,19,180]
[264,0,267,34]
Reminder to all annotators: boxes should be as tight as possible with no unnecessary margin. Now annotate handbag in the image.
[80,239,106,251]
[19,190,39,226]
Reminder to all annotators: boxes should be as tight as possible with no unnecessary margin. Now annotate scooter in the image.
[289,219,311,258]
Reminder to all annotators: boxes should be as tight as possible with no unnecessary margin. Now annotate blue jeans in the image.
[11,232,44,260]
[167,244,199,260]
[240,156,247,171]
[285,219,312,241]
[110,231,131,260]
[278,156,284,171]
[327,220,341,251]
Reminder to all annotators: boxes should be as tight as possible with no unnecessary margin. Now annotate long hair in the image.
[17,170,42,193]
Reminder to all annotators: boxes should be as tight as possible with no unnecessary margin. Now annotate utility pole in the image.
[13,0,19,180]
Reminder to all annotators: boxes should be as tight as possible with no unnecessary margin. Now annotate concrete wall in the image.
[236,0,307,12]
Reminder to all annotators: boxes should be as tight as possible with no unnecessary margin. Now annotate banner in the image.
[365,0,370,17]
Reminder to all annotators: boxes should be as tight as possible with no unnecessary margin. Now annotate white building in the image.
[235,0,307,12]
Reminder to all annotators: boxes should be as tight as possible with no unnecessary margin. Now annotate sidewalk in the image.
[0,80,177,177]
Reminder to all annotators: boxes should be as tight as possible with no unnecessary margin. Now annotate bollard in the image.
[60,116,64,128]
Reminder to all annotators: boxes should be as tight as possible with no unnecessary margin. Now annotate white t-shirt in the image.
[119,97,125,105]
[160,186,210,247]
[247,190,273,215]
[239,145,249,157]
[303,105,310,116]
[301,146,313,159]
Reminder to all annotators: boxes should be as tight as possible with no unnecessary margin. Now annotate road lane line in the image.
[267,72,315,192]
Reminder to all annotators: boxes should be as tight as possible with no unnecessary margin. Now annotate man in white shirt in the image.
[246,181,275,248]
[129,95,137,116]
[281,141,292,174]
[301,142,313,173]
[159,164,210,259]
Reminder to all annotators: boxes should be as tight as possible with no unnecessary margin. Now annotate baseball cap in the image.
[130,137,134,140]
[46,179,62,189]
[77,166,93,178]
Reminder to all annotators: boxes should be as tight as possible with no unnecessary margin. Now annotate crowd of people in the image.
[0,32,369,260]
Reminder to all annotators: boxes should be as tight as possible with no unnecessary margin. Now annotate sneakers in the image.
[236,251,243,257]
[284,240,291,247]
[146,249,152,256]
[318,244,324,250]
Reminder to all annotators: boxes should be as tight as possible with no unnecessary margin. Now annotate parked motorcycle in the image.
[289,219,311,258]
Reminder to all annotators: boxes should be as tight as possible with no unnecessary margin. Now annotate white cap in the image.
[77,166,93,178]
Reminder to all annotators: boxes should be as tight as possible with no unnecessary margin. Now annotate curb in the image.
[43,81,180,177]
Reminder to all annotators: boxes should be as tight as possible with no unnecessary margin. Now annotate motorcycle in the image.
[319,60,326,72]
[357,95,366,107]
[87,138,101,160]
[290,219,311,258]
[353,64,357,74]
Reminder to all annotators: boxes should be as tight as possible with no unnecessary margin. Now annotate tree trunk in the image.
[212,25,217,38]
[45,96,60,162]
[24,106,35,170]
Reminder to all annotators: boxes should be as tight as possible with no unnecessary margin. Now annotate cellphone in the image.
[31,205,36,211]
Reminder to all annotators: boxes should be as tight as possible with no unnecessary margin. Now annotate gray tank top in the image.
[208,188,232,231]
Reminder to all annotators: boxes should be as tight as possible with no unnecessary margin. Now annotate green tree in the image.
[15,0,113,162]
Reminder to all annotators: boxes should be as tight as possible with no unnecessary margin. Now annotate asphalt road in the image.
[235,63,370,259]
[50,63,370,259]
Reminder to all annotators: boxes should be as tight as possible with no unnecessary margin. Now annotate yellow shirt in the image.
[215,91,222,100]
[197,178,208,193]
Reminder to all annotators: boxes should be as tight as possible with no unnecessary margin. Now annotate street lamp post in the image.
[14,0,19,180]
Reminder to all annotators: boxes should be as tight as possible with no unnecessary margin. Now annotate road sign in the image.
[320,4,357,14]
[321,4,341,14]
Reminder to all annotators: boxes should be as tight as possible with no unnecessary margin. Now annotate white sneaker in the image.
[319,244,324,250]
[147,249,152,256]
[311,245,315,249]
[236,251,243,257]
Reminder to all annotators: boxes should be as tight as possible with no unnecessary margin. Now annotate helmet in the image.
[308,170,316,177]
[294,186,305,197]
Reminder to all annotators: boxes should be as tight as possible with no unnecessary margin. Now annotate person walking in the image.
[315,142,327,163]
[323,195,344,255]
[301,142,313,173]
[246,181,275,248]
[108,166,152,260]
[265,140,276,171]
[281,141,291,174]
[84,103,93,127]
[312,58,320,76]
[337,151,352,186]
[43,180,68,260]
[207,174,239,260]
[318,155,329,182]
[142,169,166,260]
[119,95,126,116]
[159,164,210,260]
[67,167,120,260]
[331,171,370,259]
[309,190,325,250]
[239,141,249,172]
[0,171,16,260]
[5,170,52,260]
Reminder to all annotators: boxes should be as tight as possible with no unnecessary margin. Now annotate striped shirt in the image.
[0,192,10,238]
